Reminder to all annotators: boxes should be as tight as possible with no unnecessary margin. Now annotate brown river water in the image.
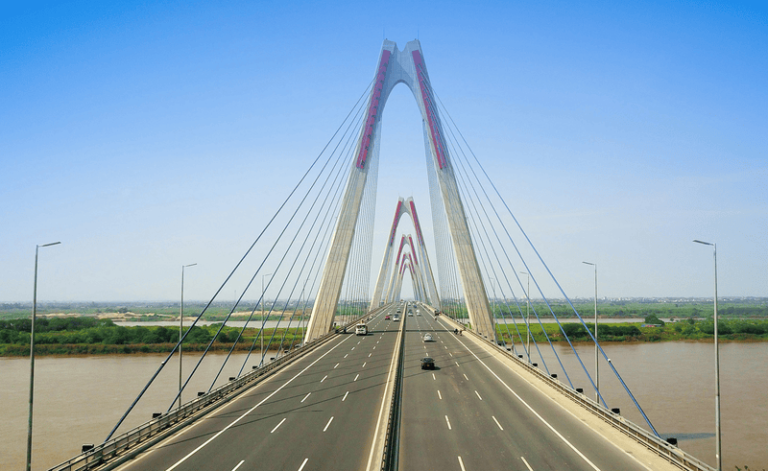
[1,343,766,470]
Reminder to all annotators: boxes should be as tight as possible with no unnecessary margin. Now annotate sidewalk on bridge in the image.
[437,314,685,471]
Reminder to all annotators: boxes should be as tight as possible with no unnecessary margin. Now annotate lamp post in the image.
[179,263,197,409]
[582,261,600,405]
[26,241,60,471]
[261,273,272,367]
[520,271,531,364]
[693,239,721,471]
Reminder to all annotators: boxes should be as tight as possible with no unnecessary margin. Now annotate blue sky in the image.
[1,0,766,302]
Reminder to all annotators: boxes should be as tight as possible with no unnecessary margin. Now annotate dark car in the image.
[421,357,435,370]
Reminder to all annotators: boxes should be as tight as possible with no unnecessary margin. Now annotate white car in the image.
[423,333,433,342]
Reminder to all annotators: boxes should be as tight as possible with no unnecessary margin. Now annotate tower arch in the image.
[304,40,495,342]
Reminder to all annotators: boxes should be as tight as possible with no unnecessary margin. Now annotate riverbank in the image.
[492,318,768,343]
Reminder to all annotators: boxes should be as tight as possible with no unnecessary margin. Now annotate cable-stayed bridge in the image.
[49,40,715,471]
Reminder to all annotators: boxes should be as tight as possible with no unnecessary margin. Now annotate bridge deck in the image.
[112,306,680,471]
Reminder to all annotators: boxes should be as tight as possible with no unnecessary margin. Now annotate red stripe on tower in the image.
[356,50,392,169]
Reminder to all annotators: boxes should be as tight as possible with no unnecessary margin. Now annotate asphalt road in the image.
[399,308,654,471]
[115,304,403,471]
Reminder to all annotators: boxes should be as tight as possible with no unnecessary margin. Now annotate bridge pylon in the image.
[304,40,495,343]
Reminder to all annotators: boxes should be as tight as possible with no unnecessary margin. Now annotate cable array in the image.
[415,68,659,436]
[105,81,375,441]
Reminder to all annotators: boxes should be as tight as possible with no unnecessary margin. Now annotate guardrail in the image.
[48,309,384,471]
[380,306,406,471]
[436,312,716,471]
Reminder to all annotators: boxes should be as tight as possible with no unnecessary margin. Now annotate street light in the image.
[582,261,600,405]
[27,241,60,471]
[520,271,531,364]
[693,239,721,471]
[179,263,197,409]
[261,273,272,367]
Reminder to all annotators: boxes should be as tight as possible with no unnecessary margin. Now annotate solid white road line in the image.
[297,458,309,471]
[163,334,353,471]
[445,415,452,430]
[270,418,287,434]
[521,456,534,471]
[354,374,360,381]
[323,416,334,432]
[301,392,311,403]
[452,336,602,471]
[458,456,467,471]
[437,390,442,400]
[492,415,504,430]
[475,390,483,400]
[342,391,349,401]
[231,460,245,471]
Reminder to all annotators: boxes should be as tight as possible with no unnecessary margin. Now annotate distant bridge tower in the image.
[304,40,495,342]
[371,197,439,309]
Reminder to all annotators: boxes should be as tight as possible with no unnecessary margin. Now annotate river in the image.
[1,342,765,470]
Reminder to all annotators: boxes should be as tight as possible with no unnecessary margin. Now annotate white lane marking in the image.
[342,391,349,402]
[320,375,328,383]
[357,341,361,345]
[301,392,311,403]
[463,374,469,381]
[298,458,309,471]
[423,346,426,349]
[368,353,372,357]
[449,352,453,357]
[475,390,483,400]
[334,363,339,369]
[163,334,352,471]
[458,456,467,471]
[432,373,436,380]
[437,390,442,400]
[492,415,504,430]
[455,361,460,367]
[445,415,452,430]
[521,456,534,471]
[373,346,376,349]
[453,337,602,471]
[445,346,448,349]
[352,347,355,350]
[231,460,245,471]
[362,362,367,368]
[323,416,334,432]
[270,418,287,434]
[354,374,360,381]
[344,353,349,358]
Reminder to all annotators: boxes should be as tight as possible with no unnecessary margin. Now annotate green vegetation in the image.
[495,318,768,344]
[488,299,768,320]
[0,318,304,356]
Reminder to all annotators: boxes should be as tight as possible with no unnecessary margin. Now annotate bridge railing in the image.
[431,306,716,471]
[48,308,387,471]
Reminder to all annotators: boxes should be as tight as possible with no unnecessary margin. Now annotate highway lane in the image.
[400,307,656,471]
[115,304,403,471]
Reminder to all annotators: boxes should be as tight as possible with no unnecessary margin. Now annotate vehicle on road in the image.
[355,324,368,336]
[385,315,391,320]
[421,357,435,370]
[423,333,433,342]
[408,312,413,317]
[393,315,400,322]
